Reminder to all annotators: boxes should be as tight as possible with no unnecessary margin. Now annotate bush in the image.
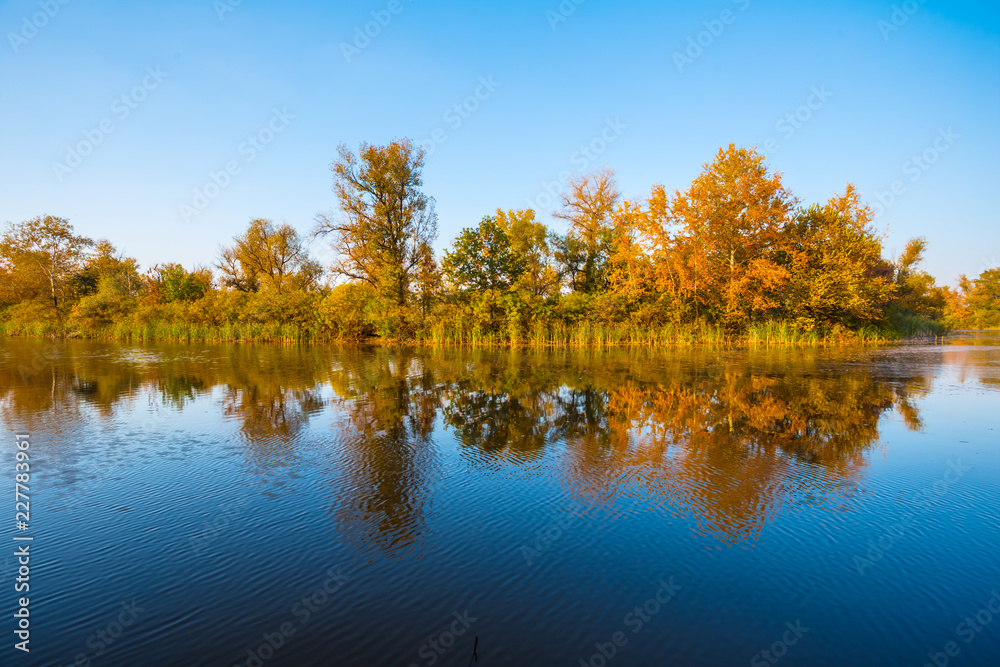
[316,284,376,339]
[0,301,64,336]
[71,276,135,329]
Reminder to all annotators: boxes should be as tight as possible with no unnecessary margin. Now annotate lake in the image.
[1,336,998,666]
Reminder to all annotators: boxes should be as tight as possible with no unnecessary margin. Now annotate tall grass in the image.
[885,310,946,339]
[75,322,314,344]
[2,313,939,349]
[404,319,890,349]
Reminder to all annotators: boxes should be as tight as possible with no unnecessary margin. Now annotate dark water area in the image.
[1,336,998,666]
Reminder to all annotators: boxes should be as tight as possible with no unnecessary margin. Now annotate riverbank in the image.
[0,317,946,348]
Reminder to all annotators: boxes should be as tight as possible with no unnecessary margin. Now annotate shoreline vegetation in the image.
[0,320,944,347]
[2,142,997,348]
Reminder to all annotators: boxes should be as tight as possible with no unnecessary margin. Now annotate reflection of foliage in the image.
[221,386,324,442]
[0,341,970,549]
[443,391,552,458]
[327,351,440,558]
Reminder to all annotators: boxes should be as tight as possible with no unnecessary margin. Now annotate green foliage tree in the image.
[968,269,1000,328]
[317,283,377,339]
[159,263,212,302]
[443,216,526,293]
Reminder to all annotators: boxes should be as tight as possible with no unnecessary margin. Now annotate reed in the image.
[2,313,931,349]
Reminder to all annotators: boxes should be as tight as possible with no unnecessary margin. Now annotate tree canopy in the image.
[2,142,991,343]
[315,139,437,329]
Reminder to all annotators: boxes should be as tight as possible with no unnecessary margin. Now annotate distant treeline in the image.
[2,141,997,345]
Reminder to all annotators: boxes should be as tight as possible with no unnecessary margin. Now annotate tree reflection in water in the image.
[0,341,962,549]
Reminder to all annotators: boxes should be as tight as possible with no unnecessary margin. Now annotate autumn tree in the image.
[629,184,689,320]
[0,216,93,310]
[74,240,142,298]
[493,208,560,298]
[315,139,437,328]
[553,168,621,293]
[414,241,441,319]
[891,238,945,320]
[68,242,145,327]
[218,219,317,294]
[780,185,896,327]
[606,200,652,305]
[957,269,1000,329]
[670,145,796,326]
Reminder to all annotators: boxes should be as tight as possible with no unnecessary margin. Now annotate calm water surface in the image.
[1,337,998,666]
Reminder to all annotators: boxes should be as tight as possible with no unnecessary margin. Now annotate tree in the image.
[443,216,525,293]
[0,216,93,310]
[941,280,971,329]
[72,275,134,328]
[636,184,688,319]
[314,139,437,326]
[670,145,796,326]
[962,269,1000,329]
[891,237,945,320]
[493,208,560,298]
[553,168,621,293]
[158,263,212,302]
[780,185,896,327]
[414,241,441,319]
[606,199,652,304]
[218,219,313,294]
[74,240,142,299]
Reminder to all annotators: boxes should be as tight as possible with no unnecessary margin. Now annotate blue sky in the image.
[1,0,997,284]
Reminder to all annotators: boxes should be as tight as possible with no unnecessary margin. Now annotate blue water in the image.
[0,338,998,666]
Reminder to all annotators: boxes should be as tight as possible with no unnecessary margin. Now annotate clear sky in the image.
[1,0,997,284]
